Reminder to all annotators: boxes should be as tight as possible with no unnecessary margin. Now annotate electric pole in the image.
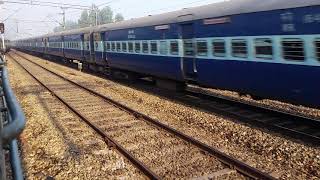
[60,7,67,30]
[95,9,98,26]
[15,19,18,33]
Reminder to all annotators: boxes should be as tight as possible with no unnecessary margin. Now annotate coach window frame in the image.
[282,38,305,61]
[128,41,134,52]
[116,42,121,52]
[111,42,116,51]
[106,42,111,51]
[212,39,226,57]
[254,38,273,60]
[135,41,141,53]
[122,42,127,52]
[183,39,194,57]
[315,38,320,61]
[150,41,158,54]
[142,41,149,54]
[159,40,168,55]
[170,40,179,55]
[196,40,208,57]
[231,39,248,58]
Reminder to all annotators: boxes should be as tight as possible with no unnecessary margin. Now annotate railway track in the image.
[183,89,320,145]
[9,52,276,179]
[36,50,319,146]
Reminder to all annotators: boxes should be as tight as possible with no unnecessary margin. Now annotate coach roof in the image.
[93,0,320,32]
[23,0,320,38]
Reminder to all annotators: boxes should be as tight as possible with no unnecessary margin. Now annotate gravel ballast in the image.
[12,54,239,179]
[14,51,320,179]
[7,54,145,179]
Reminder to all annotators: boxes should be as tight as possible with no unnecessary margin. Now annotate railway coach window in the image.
[135,42,141,53]
[116,42,121,52]
[184,40,194,56]
[282,39,305,61]
[128,42,134,52]
[105,42,111,51]
[150,41,158,54]
[160,41,168,55]
[315,39,320,61]
[197,41,208,56]
[111,42,116,51]
[170,41,179,55]
[212,40,226,57]
[122,42,127,52]
[142,41,149,53]
[231,39,248,58]
[254,38,273,59]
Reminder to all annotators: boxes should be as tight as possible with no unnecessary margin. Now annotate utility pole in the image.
[15,19,18,33]
[60,7,67,30]
[95,9,98,26]
[91,5,98,26]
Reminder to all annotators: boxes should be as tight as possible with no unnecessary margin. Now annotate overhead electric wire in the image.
[142,0,222,16]
[13,0,91,8]
[1,7,23,23]
[97,0,121,7]
[12,19,58,23]
[2,0,91,10]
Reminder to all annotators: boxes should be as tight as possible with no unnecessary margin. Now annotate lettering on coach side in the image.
[303,14,320,24]
[282,24,296,32]
[128,30,136,39]
[280,12,296,32]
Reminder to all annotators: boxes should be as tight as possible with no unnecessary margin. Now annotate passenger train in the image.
[12,0,320,108]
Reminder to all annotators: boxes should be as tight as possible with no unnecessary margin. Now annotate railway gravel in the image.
[192,86,320,120]
[7,55,145,179]
[15,51,320,180]
[10,52,246,179]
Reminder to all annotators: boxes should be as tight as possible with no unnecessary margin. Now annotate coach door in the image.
[84,33,95,62]
[61,36,65,57]
[178,14,197,80]
[93,32,105,65]
[89,33,95,63]
[84,33,90,61]
[180,23,197,79]
[44,38,48,53]
[80,35,84,58]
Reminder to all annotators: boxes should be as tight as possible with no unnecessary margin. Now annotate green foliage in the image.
[78,10,90,28]
[53,4,125,32]
[115,13,124,22]
[99,6,113,24]
[54,20,79,32]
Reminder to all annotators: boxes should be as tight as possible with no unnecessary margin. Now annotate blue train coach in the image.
[13,0,320,108]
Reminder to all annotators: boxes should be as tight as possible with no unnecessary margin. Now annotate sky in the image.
[0,0,225,40]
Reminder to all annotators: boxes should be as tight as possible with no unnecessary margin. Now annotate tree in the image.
[52,4,124,31]
[88,4,99,26]
[54,20,79,32]
[78,10,90,28]
[99,6,113,24]
[114,13,124,22]
[65,20,79,30]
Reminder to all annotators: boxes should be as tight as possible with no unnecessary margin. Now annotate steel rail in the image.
[185,90,320,145]
[8,53,160,180]
[11,51,276,180]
